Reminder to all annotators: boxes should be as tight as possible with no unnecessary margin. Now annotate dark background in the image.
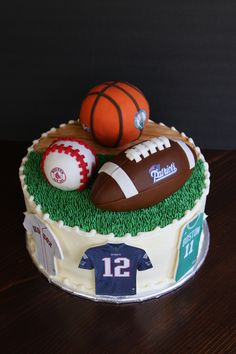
[1,1,236,148]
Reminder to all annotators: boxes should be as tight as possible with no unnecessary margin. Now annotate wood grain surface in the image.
[34,120,194,154]
[1,141,236,354]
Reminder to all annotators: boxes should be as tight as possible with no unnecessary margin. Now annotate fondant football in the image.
[91,136,197,211]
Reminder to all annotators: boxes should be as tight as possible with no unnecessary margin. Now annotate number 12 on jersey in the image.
[102,257,130,277]
[175,213,204,281]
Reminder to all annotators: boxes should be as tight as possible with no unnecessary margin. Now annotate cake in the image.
[19,119,210,303]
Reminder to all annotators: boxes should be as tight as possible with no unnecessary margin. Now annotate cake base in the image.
[26,221,210,304]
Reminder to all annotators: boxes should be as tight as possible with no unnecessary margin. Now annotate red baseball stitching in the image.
[52,136,99,167]
[41,143,90,189]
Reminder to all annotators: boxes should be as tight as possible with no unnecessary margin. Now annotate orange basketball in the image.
[79,81,150,147]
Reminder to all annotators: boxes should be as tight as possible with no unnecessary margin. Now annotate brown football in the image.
[91,136,197,211]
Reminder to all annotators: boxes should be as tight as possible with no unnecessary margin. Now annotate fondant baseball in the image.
[79,81,150,147]
[41,138,97,191]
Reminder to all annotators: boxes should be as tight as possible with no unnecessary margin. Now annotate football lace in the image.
[125,136,171,162]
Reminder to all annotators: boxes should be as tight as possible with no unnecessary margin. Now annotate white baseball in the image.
[42,138,97,191]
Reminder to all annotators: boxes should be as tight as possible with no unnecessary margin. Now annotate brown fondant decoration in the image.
[34,120,194,155]
[91,140,197,211]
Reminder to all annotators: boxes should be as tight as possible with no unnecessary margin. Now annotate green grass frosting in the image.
[23,152,206,237]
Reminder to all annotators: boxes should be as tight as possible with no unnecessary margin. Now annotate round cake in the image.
[19,119,210,303]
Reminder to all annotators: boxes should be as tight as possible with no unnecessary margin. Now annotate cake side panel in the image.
[23,189,207,295]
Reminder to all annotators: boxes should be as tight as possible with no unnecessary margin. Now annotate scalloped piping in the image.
[19,120,210,239]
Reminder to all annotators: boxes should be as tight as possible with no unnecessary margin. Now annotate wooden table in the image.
[1,142,235,353]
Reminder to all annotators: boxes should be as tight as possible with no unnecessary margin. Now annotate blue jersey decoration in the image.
[79,243,153,296]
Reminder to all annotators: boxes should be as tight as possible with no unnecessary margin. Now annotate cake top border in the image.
[19,119,210,238]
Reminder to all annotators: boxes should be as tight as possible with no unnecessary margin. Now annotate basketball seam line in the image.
[112,83,145,140]
[86,81,147,147]
[121,81,145,95]
[88,89,124,147]
[89,81,123,147]
[121,81,149,139]
[112,83,140,111]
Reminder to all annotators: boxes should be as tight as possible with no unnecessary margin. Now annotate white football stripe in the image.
[99,162,139,199]
[175,140,195,169]
[99,161,118,175]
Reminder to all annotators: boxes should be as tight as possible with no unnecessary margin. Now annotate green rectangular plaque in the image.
[175,213,204,282]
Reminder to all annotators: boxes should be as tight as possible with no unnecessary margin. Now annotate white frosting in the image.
[59,123,66,128]
[19,120,210,296]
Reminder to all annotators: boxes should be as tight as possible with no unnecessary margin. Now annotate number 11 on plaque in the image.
[175,213,204,282]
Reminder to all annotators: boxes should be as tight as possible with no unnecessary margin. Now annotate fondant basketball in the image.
[79,81,150,147]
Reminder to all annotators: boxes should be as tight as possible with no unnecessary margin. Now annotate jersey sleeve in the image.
[79,250,94,270]
[137,250,153,271]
